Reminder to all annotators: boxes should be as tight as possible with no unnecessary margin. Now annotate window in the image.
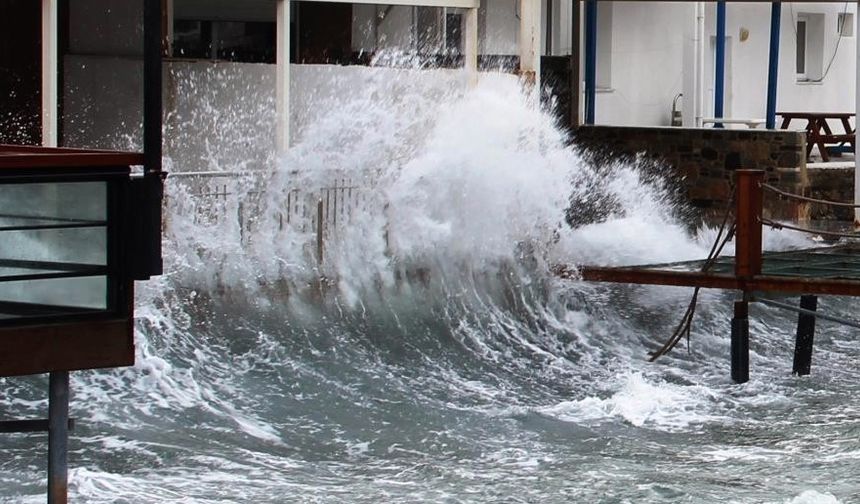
[445,11,463,57]
[173,20,275,63]
[795,13,824,82]
[796,16,807,78]
[838,12,854,37]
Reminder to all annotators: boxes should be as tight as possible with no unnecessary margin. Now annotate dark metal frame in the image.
[0,166,132,327]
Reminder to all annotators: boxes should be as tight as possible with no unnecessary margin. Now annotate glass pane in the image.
[0,277,107,311]
[0,181,108,317]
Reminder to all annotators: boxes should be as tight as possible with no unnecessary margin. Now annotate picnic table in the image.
[778,112,855,162]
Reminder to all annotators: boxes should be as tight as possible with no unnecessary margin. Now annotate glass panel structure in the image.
[0,179,117,323]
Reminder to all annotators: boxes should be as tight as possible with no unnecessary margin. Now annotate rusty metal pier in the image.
[573,169,860,383]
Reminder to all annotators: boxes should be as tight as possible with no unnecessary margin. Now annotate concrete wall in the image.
[596,2,691,127]
[572,125,808,219]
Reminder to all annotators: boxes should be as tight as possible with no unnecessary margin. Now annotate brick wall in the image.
[571,125,808,220]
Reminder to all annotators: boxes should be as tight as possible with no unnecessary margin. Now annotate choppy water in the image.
[1,68,858,503]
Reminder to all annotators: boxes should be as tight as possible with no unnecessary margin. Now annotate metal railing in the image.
[165,171,374,262]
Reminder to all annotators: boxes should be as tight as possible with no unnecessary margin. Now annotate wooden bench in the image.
[778,112,855,162]
[702,117,766,129]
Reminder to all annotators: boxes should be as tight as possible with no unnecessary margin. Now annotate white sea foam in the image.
[538,372,722,431]
[783,490,843,504]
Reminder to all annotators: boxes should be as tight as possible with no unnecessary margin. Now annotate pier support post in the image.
[793,294,818,376]
[47,371,69,504]
[732,170,763,384]
[735,170,764,278]
[731,300,750,384]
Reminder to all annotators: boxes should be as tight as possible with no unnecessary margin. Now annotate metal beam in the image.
[584,0,596,124]
[276,0,290,151]
[765,2,780,129]
[714,0,726,126]
[464,8,479,87]
[546,0,553,55]
[570,0,581,128]
[47,371,69,504]
[519,0,542,86]
[143,0,164,277]
[41,0,58,147]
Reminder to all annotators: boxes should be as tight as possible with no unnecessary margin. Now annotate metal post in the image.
[734,170,764,279]
[570,0,581,128]
[143,0,164,277]
[714,0,726,127]
[47,371,69,504]
[545,0,553,55]
[584,0,596,125]
[519,0,541,87]
[731,300,750,383]
[464,7,479,87]
[41,0,58,147]
[765,2,780,129]
[316,199,324,264]
[276,0,291,151]
[793,294,818,376]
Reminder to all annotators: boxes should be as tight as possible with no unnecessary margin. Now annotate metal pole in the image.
[144,0,162,176]
[695,2,705,127]
[316,199,324,264]
[545,0,553,56]
[765,2,781,129]
[41,0,58,147]
[464,7,479,87]
[143,0,164,277]
[47,371,69,504]
[714,0,726,127]
[569,0,581,128]
[584,0,596,125]
[276,0,291,151]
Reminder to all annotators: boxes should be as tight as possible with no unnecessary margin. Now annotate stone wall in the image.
[571,125,808,221]
[805,168,855,222]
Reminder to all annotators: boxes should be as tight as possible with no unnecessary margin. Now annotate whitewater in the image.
[1,67,859,503]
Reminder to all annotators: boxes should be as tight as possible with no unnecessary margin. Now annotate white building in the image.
[3,1,857,156]
[583,2,858,127]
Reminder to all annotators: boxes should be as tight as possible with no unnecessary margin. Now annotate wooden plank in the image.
[0,318,134,377]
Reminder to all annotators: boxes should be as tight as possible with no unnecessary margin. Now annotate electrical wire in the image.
[789,2,850,83]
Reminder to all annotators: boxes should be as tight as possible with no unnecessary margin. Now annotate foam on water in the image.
[2,63,858,502]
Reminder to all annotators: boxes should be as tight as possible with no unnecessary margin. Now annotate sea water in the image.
[0,66,856,503]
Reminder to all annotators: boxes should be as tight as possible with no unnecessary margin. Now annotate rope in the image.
[754,297,860,331]
[760,218,860,240]
[648,197,736,362]
[761,183,860,209]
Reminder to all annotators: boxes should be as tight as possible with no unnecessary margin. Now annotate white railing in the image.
[166,171,374,262]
